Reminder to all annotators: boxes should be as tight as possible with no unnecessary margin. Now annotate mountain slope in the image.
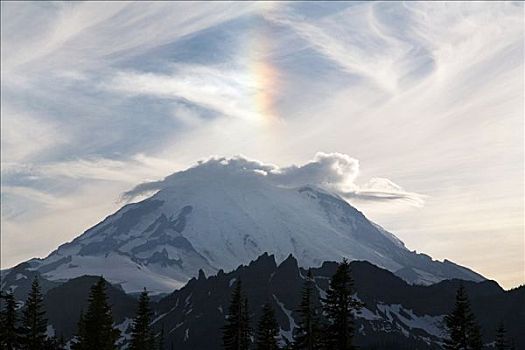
[43,275,137,340]
[2,159,483,294]
[149,254,522,350]
[38,254,524,350]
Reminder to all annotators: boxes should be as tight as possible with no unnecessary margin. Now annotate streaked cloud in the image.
[103,66,264,123]
[1,2,522,288]
[1,2,260,75]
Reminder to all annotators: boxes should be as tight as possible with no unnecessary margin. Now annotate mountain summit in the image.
[6,156,483,293]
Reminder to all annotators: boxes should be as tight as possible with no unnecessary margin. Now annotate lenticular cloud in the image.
[123,152,424,206]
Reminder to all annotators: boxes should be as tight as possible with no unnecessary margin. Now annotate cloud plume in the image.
[123,152,425,206]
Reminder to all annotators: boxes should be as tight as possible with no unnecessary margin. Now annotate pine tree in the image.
[255,303,280,350]
[444,284,483,350]
[222,280,251,350]
[321,259,362,350]
[20,277,48,350]
[293,270,321,350]
[495,322,509,350]
[468,323,483,350]
[130,288,156,350]
[71,277,120,350]
[241,298,250,350]
[0,291,21,350]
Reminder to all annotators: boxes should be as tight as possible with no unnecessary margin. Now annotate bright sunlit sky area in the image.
[1,1,523,289]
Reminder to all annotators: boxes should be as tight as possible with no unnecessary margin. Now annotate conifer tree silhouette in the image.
[20,277,48,350]
[222,280,251,350]
[293,270,321,350]
[71,277,120,350]
[130,289,156,350]
[444,284,482,350]
[255,303,280,350]
[322,260,362,350]
[0,291,21,350]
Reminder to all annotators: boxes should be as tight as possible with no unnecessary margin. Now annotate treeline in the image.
[443,285,516,350]
[0,278,65,350]
[0,261,517,350]
[0,277,165,350]
[220,260,517,350]
[222,259,362,350]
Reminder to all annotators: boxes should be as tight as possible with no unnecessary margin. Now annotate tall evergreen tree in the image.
[321,259,362,350]
[130,289,156,350]
[71,277,120,350]
[222,280,251,350]
[293,270,321,350]
[241,298,250,350]
[20,277,48,350]
[469,323,483,350]
[0,291,21,350]
[495,322,509,350]
[444,284,483,350]
[255,303,280,350]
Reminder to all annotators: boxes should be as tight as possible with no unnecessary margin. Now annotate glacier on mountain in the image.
[6,156,483,293]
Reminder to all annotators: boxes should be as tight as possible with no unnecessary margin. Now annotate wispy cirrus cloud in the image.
[0,105,70,163]
[102,66,263,123]
[1,2,522,288]
[1,2,261,75]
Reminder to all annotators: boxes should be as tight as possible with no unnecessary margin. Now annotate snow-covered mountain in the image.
[4,157,484,294]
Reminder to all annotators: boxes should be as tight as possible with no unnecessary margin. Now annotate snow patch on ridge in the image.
[376,304,445,338]
[273,294,298,343]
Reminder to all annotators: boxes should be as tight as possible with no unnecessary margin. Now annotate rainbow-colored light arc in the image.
[248,3,281,125]
[252,58,279,123]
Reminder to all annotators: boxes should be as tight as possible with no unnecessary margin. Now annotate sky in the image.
[1,1,523,289]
